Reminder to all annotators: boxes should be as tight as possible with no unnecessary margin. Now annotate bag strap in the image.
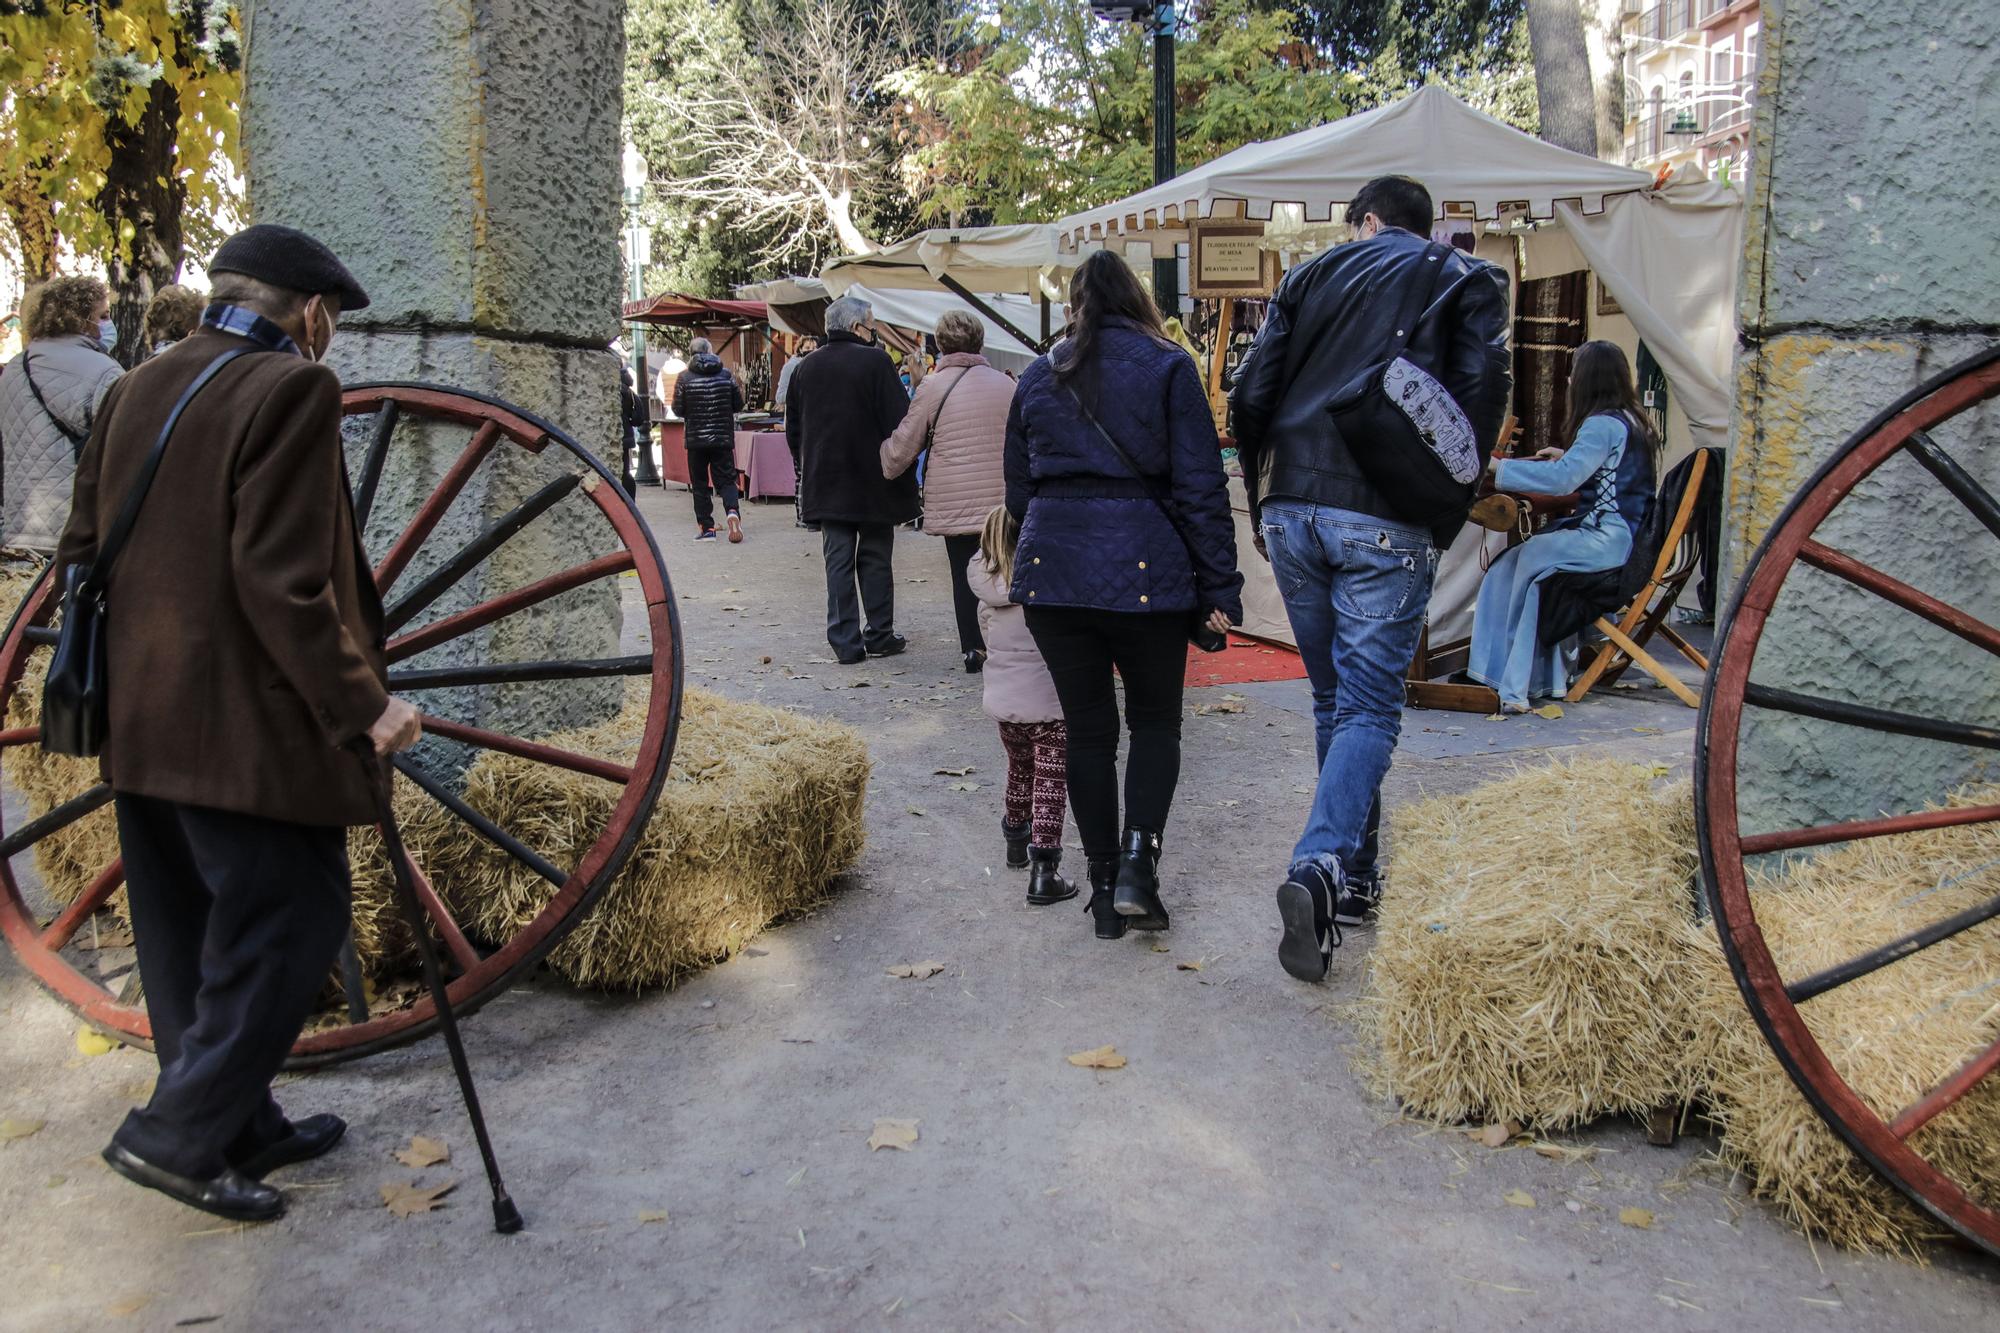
[88,346,255,589]
[921,367,973,451]
[19,351,90,449]
[1061,380,1204,562]
[1383,242,1452,363]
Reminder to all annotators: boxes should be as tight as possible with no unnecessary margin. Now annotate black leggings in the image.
[1024,607,1187,862]
[942,533,985,656]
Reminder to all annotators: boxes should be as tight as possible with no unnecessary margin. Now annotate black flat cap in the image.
[209,223,371,311]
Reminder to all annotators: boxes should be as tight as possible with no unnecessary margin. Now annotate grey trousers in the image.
[820,522,897,658]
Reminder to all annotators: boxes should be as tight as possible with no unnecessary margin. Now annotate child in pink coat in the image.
[968,506,1075,906]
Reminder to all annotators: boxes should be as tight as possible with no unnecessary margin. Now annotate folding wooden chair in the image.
[1565,448,1713,708]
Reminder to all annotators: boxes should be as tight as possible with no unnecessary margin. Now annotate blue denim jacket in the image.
[1004,321,1243,619]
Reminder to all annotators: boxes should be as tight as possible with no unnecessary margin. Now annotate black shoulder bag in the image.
[19,352,91,455]
[42,347,252,757]
[1326,243,1484,531]
[1062,383,1228,654]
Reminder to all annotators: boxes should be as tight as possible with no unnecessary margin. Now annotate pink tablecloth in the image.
[655,428,794,499]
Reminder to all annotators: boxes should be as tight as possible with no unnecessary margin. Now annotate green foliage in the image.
[1272,0,1522,76]
[888,0,1352,226]
[1344,0,1537,131]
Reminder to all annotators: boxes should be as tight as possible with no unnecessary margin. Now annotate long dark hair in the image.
[1052,250,1176,382]
[1564,340,1658,458]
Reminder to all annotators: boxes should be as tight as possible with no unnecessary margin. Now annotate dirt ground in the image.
[2,488,1995,1331]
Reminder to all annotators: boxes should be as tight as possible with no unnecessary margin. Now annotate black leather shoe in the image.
[1112,827,1169,930]
[1084,857,1125,940]
[964,650,986,674]
[866,634,908,658]
[102,1143,285,1222]
[1025,846,1078,906]
[834,648,866,666]
[1002,819,1030,870]
[231,1113,347,1180]
[1277,861,1342,983]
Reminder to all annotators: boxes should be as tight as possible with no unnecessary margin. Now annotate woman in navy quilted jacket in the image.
[1006,250,1242,940]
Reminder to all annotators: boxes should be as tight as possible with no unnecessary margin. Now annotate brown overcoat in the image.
[55,327,389,827]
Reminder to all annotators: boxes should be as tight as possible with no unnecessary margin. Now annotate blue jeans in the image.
[1260,501,1436,876]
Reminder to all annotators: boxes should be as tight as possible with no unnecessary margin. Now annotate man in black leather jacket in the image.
[1229,175,1512,984]
[672,336,747,541]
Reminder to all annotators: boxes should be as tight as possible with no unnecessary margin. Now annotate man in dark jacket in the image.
[671,337,746,542]
[1230,175,1512,983]
[784,295,915,662]
[57,224,422,1220]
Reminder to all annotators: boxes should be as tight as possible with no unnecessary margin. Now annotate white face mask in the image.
[97,319,117,350]
[300,300,334,363]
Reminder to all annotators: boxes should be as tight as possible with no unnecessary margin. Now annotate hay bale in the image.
[1688,788,2000,1258]
[1358,757,1708,1129]
[2,645,124,914]
[359,685,869,989]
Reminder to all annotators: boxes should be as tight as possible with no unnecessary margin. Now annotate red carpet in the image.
[1186,634,1308,688]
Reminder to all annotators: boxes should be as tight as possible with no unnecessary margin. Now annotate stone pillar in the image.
[1725,0,2000,830]
[240,0,631,738]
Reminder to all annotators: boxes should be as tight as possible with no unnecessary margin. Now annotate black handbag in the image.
[1062,383,1229,653]
[41,347,252,757]
[1326,242,1485,531]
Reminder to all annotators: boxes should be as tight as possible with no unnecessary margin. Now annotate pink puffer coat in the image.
[880,351,1013,537]
[967,555,1062,725]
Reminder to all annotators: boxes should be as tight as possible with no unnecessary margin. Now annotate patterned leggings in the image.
[998,720,1069,849]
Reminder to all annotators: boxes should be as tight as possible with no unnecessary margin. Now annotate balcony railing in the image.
[1631,0,1698,42]
[1624,82,1755,164]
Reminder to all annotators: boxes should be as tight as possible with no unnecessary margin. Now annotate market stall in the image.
[1052,85,1744,668]
[737,275,1068,379]
[622,292,794,493]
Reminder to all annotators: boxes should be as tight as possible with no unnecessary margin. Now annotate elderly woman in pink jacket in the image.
[881,310,1016,673]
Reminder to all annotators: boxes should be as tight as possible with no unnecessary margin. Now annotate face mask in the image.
[97,319,117,350]
[300,301,333,363]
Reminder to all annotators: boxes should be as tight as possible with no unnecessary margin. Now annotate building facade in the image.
[1618,0,1761,181]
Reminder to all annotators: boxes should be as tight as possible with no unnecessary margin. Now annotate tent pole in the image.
[935,274,1044,355]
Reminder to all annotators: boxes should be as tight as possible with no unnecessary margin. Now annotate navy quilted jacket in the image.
[1005,319,1242,620]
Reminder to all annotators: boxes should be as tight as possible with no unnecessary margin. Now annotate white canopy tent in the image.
[819,224,1077,303]
[1052,85,1743,650]
[736,276,1067,378]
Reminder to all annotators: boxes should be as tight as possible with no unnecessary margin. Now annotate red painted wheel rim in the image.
[0,383,682,1066]
[1696,346,2000,1256]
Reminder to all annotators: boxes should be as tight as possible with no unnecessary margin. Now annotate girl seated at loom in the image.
[1467,340,1659,712]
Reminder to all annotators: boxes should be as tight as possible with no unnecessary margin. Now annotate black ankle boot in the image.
[1113,827,1169,931]
[1085,857,1125,939]
[1025,846,1078,906]
[1003,819,1030,870]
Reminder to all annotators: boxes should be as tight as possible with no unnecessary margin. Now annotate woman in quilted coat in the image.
[0,275,123,553]
[880,311,1014,673]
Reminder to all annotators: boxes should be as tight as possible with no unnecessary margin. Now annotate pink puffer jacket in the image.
[880,352,1013,537]
[967,555,1062,725]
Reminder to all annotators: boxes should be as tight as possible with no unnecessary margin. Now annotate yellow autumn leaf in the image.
[1533,704,1564,720]
[1067,1045,1127,1070]
[867,1118,920,1152]
[1503,1189,1535,1208]
[1619,1206,1655,1229]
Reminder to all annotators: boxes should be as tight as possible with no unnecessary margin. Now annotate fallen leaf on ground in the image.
[105,1295,151,1317]
[1193,700,1245,716]
[637,1209,669,1224]
[1472,1120,1522,1149]
[948,781,978,792]
[1150,943,1171,953]
[933,766,974,776]
[1216,799,1241,808]
[1067,1045,1127,1070]
[393,1135,450,1169]
[1632,726,1662,734]
[1532,1141,1597,1163]
[1175,961,1202,972]
[1533,703,1564,720]
[1619,1207,1655,1229]
[867,1119,920,1152]
[1503,1189,1536,1208]
[906,807,927,817]
[76,1027,121,1056]
[381,1179,457,1218]
[885,961,946,980]
[0,1117,45,1142]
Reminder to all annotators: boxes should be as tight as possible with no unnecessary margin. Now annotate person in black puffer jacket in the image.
[672,337,746,542]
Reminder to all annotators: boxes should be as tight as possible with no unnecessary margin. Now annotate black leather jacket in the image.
[1230,226,1513,547]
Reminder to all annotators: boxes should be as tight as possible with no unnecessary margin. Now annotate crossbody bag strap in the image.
[921,367,973,451]
[1382,242,1451,363]
[1061,381,1200,557]
[18,351,90,448]
[88,346,256,589]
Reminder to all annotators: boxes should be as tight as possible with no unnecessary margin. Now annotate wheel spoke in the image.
[1905,429,2000,542]
[0,784,113,861]
[23,626,57,647]
[1786,890,2000,1004]
[352,401,400,531]
[386,550,634,664]
[1799,540,2000,659]
[382,472,584,633]
[1740,802,2000,857]
[39,857,125,951]
[338,929,370,1024]
[389,652,652,693]
[1743,683,2000,752]
[391,756,566,888]
[373,420,503,592]
[420,714,633,784]
[397,849,483,975]
[0,726,39,748]
[1890,1035,2000,1140]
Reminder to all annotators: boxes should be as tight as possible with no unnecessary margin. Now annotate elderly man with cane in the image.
[53,224,424,1222]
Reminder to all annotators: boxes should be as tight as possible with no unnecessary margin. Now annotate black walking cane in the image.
[354,742,524,1234]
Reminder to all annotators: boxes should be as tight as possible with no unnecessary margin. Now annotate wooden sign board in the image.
[1189,220,1277,298]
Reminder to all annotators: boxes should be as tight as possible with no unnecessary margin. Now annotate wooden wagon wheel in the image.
[1697,344,2000,1256]
[0,383,682,1067]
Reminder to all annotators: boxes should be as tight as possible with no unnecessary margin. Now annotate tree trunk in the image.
[96,78,188,367]
[3,168,60,282]
[1525,0,1600,157]
[822,184,877,257]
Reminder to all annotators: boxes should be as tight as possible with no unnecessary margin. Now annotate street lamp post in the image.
[622,142,661,487]
[1092,2,1179,316]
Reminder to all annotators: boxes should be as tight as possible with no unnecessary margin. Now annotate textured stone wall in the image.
[1726,0,2000,832]
[240,0,632,740]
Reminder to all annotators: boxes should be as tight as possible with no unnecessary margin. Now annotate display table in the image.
[652,426,795,500]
